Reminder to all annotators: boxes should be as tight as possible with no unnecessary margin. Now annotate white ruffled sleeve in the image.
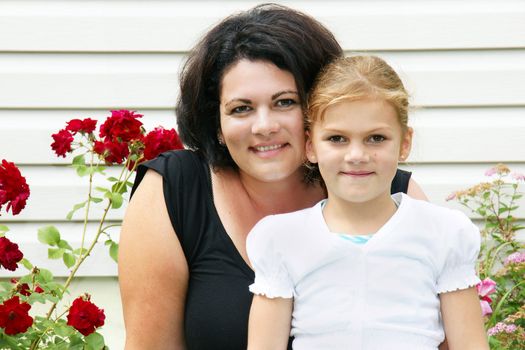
[246,216,294,299]
[436,214,481,294]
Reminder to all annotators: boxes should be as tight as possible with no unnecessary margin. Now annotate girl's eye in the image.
[328,135,347,143]
[231,105,252,114]
[275,99,296,108]
[368,135,386,143]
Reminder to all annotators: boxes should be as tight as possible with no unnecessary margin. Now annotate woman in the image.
[118,4,428,349]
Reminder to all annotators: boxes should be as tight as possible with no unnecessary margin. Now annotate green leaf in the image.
[63,252,76,268]
[75,165,89,177]
[28,292,46,304]
[110,242,119,263]
[39,268,54,283]
[95,186,109,193]
[38,226,61,246]
[0,225,9,234]
[74,247,89,256]
[107,176,119,182]
[104,239,112,246]
[54,324,75,337]
[85,332,105,350]
[66,201,87,220]
[21,258,33,270]
[72,154,86,166]
[91,197,103,203]
[107,192,123,209]
[112,181,128,194]
[57,239,73,251]
[48,248,65,259]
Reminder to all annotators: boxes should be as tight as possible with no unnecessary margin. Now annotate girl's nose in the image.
[251,109,280,136]
[344,144,370,164]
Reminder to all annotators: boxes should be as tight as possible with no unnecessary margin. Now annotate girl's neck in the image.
[323,192,397,235]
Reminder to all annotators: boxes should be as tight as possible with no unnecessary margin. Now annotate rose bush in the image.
[0,110,183,349]
[448,164,525,348]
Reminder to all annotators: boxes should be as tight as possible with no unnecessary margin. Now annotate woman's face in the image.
[219,59,306,183]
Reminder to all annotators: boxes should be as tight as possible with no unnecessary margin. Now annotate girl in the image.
[247,56,489,350]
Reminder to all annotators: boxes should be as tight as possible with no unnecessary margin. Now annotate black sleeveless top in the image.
[131,150,411,350]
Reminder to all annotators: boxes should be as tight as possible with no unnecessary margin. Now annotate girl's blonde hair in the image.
[307,55,409,132]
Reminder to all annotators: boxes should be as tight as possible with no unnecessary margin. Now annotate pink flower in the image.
[477,277,497,297]
[504,252,525,265]
[476,278,496,316]
[445,192,456,201]
[479,300,492,317]
[488,322,518,336]
[512,172,525,181]
[484,167,497,176]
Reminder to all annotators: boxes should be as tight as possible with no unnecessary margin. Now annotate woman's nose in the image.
[251,109,280,136]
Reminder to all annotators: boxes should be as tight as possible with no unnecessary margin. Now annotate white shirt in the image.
[247,193,481,350]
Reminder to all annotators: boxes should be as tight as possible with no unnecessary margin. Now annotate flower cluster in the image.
[51,110,183,167]
[1,110,184,347]
[448,164,525,349]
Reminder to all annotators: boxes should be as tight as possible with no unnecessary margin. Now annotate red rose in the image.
[143,127,183,160]
[51,129,74,157]
[0,160,30,216]
[67,296,105,336]
[10,278,43,296]
[0,237,23,271]
[99,110,144,143]
[66,118,97,134]
[93,140,130,165]
[0,296,33,335]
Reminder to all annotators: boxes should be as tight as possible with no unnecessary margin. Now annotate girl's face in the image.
[219,59,306,183]
[306,98,412,206]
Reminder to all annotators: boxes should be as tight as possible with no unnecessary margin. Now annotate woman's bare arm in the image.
[407,177,428,201]
[119,170,188,349]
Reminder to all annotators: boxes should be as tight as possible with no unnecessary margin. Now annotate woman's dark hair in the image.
[176,3,343,169]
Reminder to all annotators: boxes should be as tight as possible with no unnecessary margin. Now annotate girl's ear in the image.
[399,127,413,162]
[305,131,318,163]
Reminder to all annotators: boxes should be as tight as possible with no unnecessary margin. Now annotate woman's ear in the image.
[399,127,413,161]
[305,131,318,163]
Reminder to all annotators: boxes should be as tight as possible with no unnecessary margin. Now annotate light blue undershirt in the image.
[320,198,400,245]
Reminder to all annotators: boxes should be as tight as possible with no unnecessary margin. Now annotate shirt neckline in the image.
[315,192,408,251]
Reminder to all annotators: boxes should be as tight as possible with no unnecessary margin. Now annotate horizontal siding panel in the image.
[0,222,119,277]
[1,50,524,109]
[0,1,524,52]
[1,107,523,165]
[2,164,524,222]
[0,109,177,164]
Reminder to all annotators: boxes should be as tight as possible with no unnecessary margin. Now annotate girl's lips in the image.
[342,170,374,177]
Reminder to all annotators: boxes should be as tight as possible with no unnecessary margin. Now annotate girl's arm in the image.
[119,170,188,349]
[440,287,489,350]
[248,295,293,350]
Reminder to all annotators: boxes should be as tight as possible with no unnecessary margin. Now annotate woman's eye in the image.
[368,135,385,143]
[231,105,252,114]
[275,99,296,108]
[328,135,346,143]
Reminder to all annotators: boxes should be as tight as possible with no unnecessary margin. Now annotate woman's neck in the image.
[323,192,397,235]
[237,170,325,216]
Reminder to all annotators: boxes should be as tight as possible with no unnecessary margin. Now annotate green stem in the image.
[489,280,525,326]
[79,151,96,260]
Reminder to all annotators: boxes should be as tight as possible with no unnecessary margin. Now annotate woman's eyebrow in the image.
[271,90,299,100]
[224,98,251,108]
